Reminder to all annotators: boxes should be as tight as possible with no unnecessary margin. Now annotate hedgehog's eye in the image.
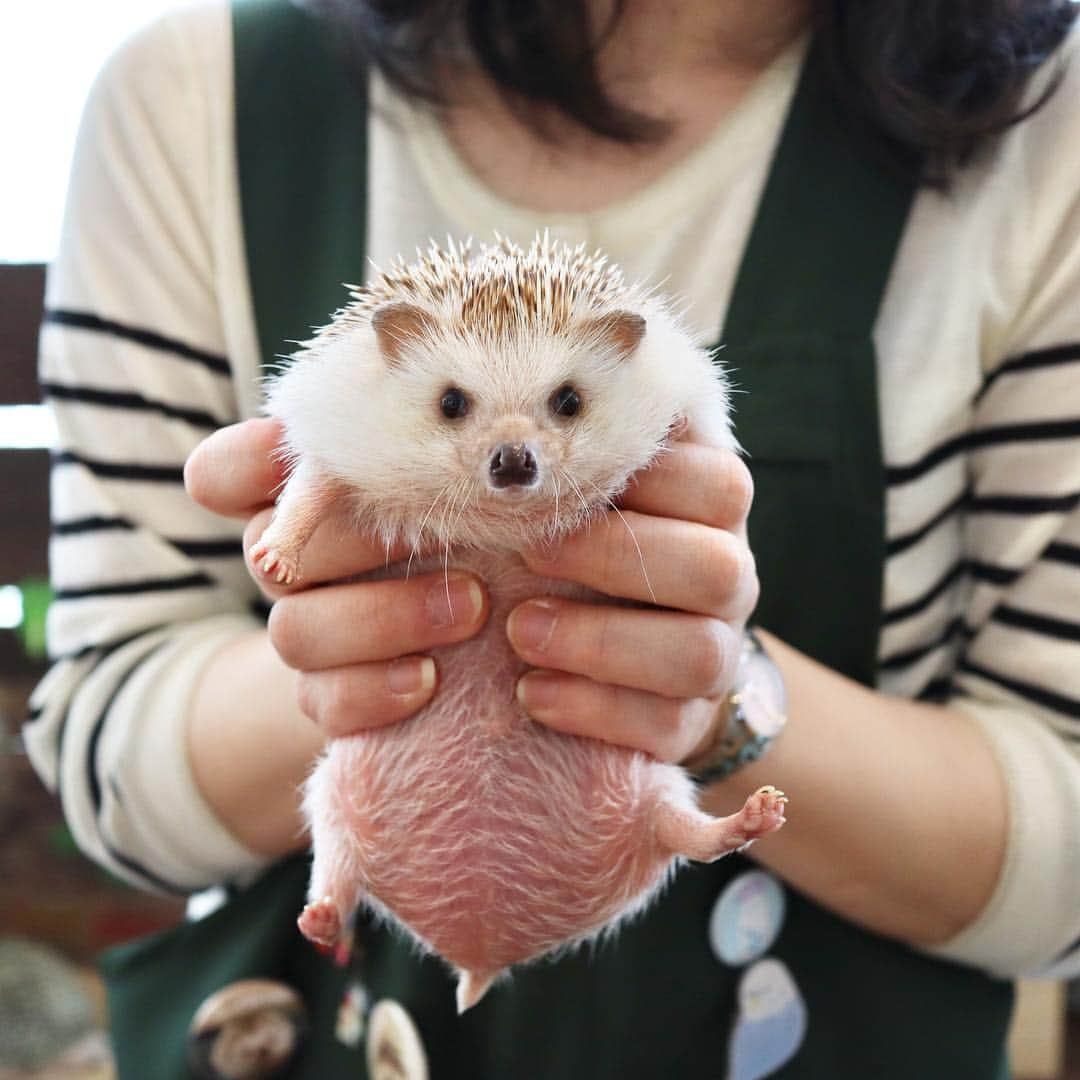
[550,384,581,418]
[440,387,469,420]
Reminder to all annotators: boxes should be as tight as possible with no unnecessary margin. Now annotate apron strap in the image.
[720,43,922,686]
[233,0,369,369]
[722,42,920,342]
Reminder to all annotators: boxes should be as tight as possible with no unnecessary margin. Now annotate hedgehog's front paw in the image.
[736,786,788,845]
[298,897,342,946]
[249,538,301,586]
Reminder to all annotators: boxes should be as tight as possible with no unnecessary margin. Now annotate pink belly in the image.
[311,552,689,975]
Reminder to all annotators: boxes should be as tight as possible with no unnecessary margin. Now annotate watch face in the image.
[741,653,787,739]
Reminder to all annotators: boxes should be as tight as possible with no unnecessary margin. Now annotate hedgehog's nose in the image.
[489,443,538,488]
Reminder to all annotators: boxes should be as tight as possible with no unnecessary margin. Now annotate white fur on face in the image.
[267,295,732,552]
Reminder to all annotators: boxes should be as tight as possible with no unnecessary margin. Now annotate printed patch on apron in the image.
[727,958,807,1080]
[709,869,787,966]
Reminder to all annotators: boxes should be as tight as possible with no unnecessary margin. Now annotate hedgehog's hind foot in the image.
[298,896,343,946]
[656,786,787,862]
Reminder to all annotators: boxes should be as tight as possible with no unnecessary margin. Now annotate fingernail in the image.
[426,574,483,629]
[517,671,559,713]
[508,600,558,653]
[387,656,436,696]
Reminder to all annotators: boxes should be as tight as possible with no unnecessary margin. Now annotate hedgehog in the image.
[252,235,787,1012]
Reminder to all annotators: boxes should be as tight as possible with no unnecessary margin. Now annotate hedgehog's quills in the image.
[259,234,787,1009]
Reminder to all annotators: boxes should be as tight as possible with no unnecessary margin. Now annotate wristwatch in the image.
[686,628,788,785]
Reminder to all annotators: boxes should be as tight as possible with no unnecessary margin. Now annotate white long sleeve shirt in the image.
[24,0,1080,979]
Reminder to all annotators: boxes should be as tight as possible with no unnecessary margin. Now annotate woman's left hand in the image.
[508,441,759,764]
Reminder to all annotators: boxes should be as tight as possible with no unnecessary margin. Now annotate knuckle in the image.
[366,580,402,643]
[700,530,743,609]
[183,442,212,505]
[699,451,753,528]
[296,673,318,722]
[683,700,718,763]
[673,695,717,764]
[675,699,702,734]
[657,699,701,761]
[597,519,627,583]
[611,516,637,566]
[654,697,686,742]
[686,621,729,695]
[742,556,761,618]
[726,456,754,521]
[267,598,304,667]
[242,515,262,553]
[584,680,620,729]
[580,609,616,674]
[320,669,357,732]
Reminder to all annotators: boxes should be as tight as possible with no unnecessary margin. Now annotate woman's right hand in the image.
[185,418,490,738]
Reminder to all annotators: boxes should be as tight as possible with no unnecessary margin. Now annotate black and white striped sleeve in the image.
[924,195,1080,976]
[21,13,269,894]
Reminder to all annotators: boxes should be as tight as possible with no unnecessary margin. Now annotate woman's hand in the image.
[508,441,758,764]
[185,418,490,738]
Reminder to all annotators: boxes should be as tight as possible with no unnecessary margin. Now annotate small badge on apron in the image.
[727,958,807,1080]
[335,978,370,1048]
[187,978,308,1079]
[709,869,787,966]
[366,999,429,1080]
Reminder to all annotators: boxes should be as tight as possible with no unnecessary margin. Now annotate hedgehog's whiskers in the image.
[407,480,457,581]
[550,469,562,542]
[438,476,471,613]
[559,469,593,531]
[583,476,658,605]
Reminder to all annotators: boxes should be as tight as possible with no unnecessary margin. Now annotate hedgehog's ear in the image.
[371,302,439,367]
[582,311,646,362]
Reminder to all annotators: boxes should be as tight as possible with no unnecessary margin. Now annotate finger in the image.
[522,512,758,619]
[516,671,719,764]
[507,599,740,699]
[244,509,413,599]
[185,418,287,518]
[297,656,438,737]
[269,570,488,670]
[619,443,753,532]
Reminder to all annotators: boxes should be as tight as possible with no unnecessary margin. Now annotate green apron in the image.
[100,1,1014,1075]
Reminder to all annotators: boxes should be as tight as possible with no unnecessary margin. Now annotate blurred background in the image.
[1,6,190,1076]
[0,2,1077,1077]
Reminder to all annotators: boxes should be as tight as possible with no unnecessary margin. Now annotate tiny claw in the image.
[298,896,342,947]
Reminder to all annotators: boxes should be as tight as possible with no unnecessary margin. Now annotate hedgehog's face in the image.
[273,240,732,554]
[348,300,689,550]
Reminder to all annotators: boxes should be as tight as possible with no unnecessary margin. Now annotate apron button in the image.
[188,978,307,1079]
[366,999,429,1080]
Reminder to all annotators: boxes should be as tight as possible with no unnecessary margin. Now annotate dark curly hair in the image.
[307,0,1078,175]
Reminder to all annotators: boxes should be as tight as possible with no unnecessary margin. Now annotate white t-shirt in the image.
[24,0,1080,978]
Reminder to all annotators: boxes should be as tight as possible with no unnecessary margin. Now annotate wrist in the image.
[683,627,788,784]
